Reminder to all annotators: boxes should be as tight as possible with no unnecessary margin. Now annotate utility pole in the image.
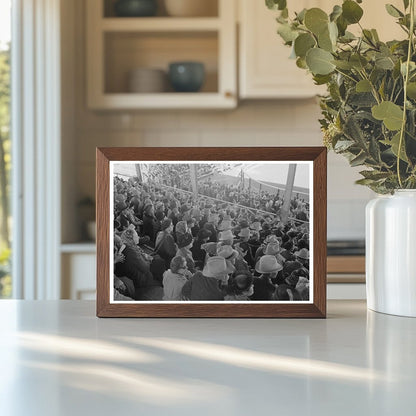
[281,164,297,224]
[189,164,198,197]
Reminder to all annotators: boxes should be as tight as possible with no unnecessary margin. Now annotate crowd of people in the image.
[113,174,310,302]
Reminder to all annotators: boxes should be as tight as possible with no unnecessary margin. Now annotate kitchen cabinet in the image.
[86,0,237,109]
[239,0,325,99]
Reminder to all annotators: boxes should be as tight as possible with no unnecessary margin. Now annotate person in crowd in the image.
[225,271,254,301]
[275,284,302,301]
[175,220,188,242]
[217,245,239,269]
[154,218,177,268]
[251,255,283,300]
[142,203,156,243]
[176,233,196,273]
[233,242,251,273]
[182,256,234,300]
[114,226,154,299]
[218,229,234,246]
[254,234,279,264]
[191,229,212,270]
[294,248,309,269]
[162,256,192,300]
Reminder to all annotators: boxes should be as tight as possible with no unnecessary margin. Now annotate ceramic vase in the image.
[366,190,416,317]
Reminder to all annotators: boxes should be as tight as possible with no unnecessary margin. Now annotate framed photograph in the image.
[96,147,327,318]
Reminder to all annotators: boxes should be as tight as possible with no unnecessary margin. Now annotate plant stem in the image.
[397,0,415,188]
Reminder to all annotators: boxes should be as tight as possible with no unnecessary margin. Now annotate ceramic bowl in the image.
[168,62,205,92]
[128,68,167,93]
[114,0,158,17]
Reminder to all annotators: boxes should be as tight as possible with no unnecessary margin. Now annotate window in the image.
[0,0,11,298]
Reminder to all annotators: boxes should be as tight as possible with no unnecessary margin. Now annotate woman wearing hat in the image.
[176,233,196,273]
[251,255,283,301]
[154,219,177,268]
[162,256,192,301]
[181,256,235,300]
[114,226,154,299]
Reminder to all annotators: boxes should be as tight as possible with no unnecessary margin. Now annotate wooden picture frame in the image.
[97,147,327,318]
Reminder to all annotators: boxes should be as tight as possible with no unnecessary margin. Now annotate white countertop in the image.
[0,300,415,415]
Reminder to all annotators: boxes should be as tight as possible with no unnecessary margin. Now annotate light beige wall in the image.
[61,0,373,243]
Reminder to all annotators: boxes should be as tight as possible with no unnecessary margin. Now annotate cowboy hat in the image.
[265,242,281,256]
[238,228,250,238]
[294,248,309,259]
[201,242,218,256]
[217,245,239,261]
[219,229,234,241]
[255,255,283,274]
[202,256,235,279]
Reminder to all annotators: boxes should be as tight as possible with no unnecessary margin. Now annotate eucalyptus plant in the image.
[266,0,416,193]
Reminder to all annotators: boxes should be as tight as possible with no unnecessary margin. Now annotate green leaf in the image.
[318,27,334,52]
[296,57,308,69]
[372,101,404,131]
[359,170,391,181]
[332,60,352,70]
[313,74,332,85]
[266,0,287,11]
[385,4,404,18]
[407,82,416,99]
[294,33,316,58]
[306,48,335,75]
[330,5,342,22]
[350,54,368,70]
[304,8,329,35]
[384,132,409,162]
[277,23,298,43]
[334,140,355,152]
[342,0,363,24]
[356,79,372,92]
[375,55,395,70]
[296,8,307,23]
[350,152,367,167]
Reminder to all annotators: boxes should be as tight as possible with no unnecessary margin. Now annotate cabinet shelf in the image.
[89,92,235,110]
[101,17,221,32]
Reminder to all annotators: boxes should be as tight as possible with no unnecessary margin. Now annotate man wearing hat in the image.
[251,255,283,300]
[294,248,309,269]
[218,229,234,245]
[176,233,195,273]
[154,218,177,268]
[181,256,235,300]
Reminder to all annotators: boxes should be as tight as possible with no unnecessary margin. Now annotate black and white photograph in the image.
[110,161,312,303]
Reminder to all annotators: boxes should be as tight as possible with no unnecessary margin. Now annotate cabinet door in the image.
[239,0,404,99]
[239,0,326,99]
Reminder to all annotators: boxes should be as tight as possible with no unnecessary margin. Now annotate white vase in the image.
[366,190,416,317]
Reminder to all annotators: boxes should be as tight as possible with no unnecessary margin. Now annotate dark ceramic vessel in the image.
[114,0,158,17]
[168,62,205,92]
